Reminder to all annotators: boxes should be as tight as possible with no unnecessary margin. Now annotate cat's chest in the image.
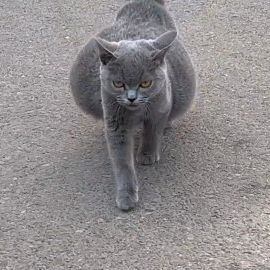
[122,110,145,128]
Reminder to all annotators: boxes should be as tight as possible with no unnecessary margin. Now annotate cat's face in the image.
[99,41,167,110]
[96,31,176,110]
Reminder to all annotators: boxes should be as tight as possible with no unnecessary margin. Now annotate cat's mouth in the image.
[119,102,140,111]
[126,103,139,110]
[117,99,142,111]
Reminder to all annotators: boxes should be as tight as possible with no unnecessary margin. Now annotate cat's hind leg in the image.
[136,116,168,165]
[70,38,103,119]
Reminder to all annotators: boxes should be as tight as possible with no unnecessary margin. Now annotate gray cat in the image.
[70,0,196,211]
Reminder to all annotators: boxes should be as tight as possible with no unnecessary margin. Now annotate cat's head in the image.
[95,31,177,110]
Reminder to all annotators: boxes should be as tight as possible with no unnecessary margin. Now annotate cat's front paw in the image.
[116,190,139,211]
[136,151,160,165]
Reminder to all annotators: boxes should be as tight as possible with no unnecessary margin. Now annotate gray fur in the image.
[70,0,196,210]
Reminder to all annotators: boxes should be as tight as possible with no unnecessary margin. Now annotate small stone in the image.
[97,218,105,223]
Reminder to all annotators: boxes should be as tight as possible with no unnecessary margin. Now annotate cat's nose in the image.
[127,90,137,103]
[128,97,136,103]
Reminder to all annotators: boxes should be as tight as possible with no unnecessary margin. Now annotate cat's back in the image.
[99,0,176,41]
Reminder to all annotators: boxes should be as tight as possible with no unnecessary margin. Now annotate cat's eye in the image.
[113,81,124,89]
[140,81,152,89]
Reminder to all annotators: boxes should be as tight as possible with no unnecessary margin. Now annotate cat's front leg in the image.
[137,116,168,165]
[105,118,138,211]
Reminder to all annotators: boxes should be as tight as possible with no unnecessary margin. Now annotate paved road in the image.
[1,0,269,269]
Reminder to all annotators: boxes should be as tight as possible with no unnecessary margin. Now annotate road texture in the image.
[1,0,269,269]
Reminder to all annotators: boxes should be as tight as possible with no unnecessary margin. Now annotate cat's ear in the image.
[151,31,177,65]
[95,37,118,65]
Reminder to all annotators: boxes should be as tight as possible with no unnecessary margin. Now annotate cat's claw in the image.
[116,192,138,211]
[136,152,160,165]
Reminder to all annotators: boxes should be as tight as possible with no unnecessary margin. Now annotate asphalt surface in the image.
[1,0,269,269]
